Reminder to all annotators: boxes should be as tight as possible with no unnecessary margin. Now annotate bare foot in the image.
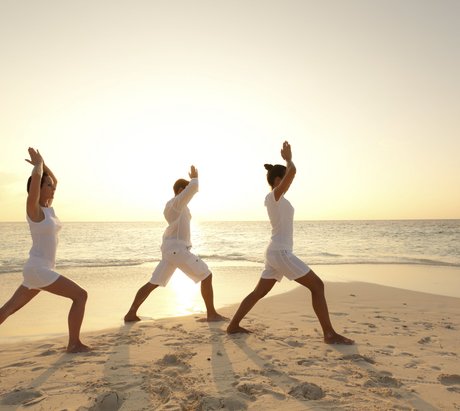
[324,332,354,345]
[208,313,229,322]
[226,324,252,334]
[124,313,141,322]
[67,342,91,353]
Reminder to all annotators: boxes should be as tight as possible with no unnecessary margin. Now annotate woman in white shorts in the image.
[0,148,89,353]
[124,165,226,323]
[227,141,353,345]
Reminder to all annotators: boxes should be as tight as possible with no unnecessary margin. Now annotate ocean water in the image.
[1,219,459,274]
[1,219,459,342]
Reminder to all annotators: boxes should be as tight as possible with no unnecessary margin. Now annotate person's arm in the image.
[43,160,57,187]
[171,165,199,210]
[273,141,296,201]
[25,147,45,221]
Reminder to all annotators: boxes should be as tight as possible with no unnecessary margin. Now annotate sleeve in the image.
[170,178,199,211]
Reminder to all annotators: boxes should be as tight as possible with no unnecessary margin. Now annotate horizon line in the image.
[1,218,459,223]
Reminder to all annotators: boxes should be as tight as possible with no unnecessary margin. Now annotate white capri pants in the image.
[149,243,211,287]
[261,249,311,282]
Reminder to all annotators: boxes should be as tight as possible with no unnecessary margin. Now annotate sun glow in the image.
[1,1,459,222]
[167,271,203,316]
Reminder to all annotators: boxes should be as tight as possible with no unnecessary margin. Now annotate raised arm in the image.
[43,159,58,187]
[25,147,45,221]
[273,141,296,201]
[171,165,199,210]
[189,165,198,180]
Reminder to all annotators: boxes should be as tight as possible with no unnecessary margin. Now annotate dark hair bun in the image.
[264,163,273,171]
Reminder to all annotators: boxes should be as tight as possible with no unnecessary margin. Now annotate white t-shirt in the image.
[162,178,198,247]
[25,207,62,269]
[265,190,294,251]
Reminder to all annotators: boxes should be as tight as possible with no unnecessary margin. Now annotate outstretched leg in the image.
[227,278,277,334]
[295,270,353,345]
[0,285,40,324]
[42,276,90,352]
[200,274,227,321]
[124,282,158,322]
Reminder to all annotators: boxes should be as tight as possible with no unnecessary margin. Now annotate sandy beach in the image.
[1,265,459,410]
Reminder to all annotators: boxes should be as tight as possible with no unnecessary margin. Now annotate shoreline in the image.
[1,278,459,410]
[1,263,460,345]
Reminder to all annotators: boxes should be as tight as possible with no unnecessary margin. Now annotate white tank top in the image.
[26,207,62,268]
[265,191,294,251]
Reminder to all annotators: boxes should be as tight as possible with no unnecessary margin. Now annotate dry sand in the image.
[0,268,459,410]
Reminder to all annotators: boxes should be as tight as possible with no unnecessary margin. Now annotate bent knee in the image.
[310,276,324,293]
[299,271,325,293]
[76,287,88,302]
[201,273,212,283]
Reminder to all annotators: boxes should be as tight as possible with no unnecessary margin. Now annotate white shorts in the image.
[149,244,211,287]
[261,250,310,282]
[22,265,60,290]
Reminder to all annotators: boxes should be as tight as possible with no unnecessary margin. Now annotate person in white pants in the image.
[227,141,354,345]
[124,165,226,323]
[0,148,90,353]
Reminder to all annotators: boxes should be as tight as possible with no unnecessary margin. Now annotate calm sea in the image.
[1,219,459,342]
[1,220,459,274]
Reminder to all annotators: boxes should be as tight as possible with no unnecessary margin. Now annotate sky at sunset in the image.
[1,0,459,222]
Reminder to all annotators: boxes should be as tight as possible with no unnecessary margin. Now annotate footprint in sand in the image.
[288,382,324,400]
[3,361,36,368]
[297,359,315,367]
[0,389,45,406]
[36,343,55,349]
[417,336,432,344]
[438,374,460,386]
[340,353,375,364]
[363,371,402,388]
[200,395,247,410]
[156,351,195,371]
[285,338,305,347]
[37,349,58,356]
[404,360,419,369]
[236,381,285,401]
[31,366,47,371]
[87,391,122,411]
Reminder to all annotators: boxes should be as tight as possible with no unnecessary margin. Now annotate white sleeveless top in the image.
[265,191,294,251]
[25,207,62,269]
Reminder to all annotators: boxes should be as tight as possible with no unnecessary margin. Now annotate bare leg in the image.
[42,276,90,353]
[0,285,40,324]
[295,270,354,345]
[124,282,158,322]
[227,278,277,334]
[200,274,227,321]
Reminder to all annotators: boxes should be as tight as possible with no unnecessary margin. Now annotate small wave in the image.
[57,258,157,269]
[0,259,157,274]
[2,256,459,276]
[199,253,264,264]
[315,252,342,258]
